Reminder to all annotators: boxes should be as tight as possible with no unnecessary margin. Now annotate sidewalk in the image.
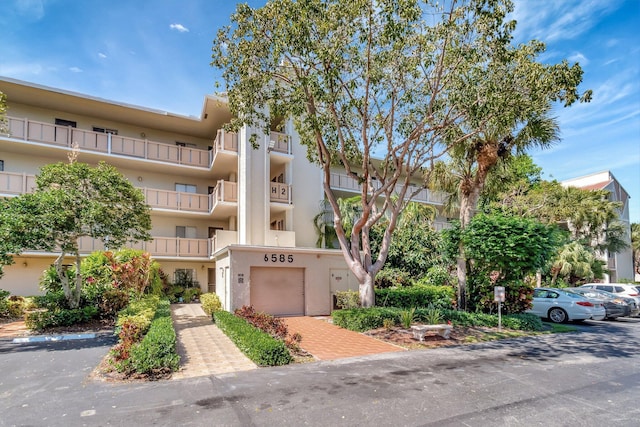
[282,316,405,360]
[170,303,256,379]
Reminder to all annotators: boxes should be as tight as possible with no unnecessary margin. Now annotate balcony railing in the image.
[329,172,447,205]
[0,171,238,216]
[266,131,291,154]
[213,129,238,153]
[0,171,36,195]
[270,182,292,204]
[211,180,238,204]
[55,230,240,258]
[4,116,213,169]
[265,230,296,247]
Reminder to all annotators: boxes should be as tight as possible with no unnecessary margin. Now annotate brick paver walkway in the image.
[171,304,256,379]
[282,316,405,361]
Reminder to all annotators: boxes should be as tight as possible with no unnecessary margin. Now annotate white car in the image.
[580,283,640,308]
[527,288,606,323]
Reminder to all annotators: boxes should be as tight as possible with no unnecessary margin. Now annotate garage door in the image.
[250,267,305,316]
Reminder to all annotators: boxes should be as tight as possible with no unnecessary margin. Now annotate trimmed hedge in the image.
[332,307,543,332]
[129,315,180,377]
[375,285,455,310]
[214,310,292,366]
[111,297,180,377]
[25,306,98,331]
[331,307,400,332]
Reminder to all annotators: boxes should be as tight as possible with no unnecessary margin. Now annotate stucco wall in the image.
[222,246,352,316]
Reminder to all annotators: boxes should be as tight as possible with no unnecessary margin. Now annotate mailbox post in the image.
[494,286,505,331]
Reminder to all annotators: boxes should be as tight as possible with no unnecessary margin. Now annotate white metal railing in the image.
[5,116,213,168]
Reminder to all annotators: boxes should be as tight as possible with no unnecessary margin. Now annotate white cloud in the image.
[567,52,588,66]
[511,0,618,43]
[69,67,83,73]
[98,52,107,59]
[169,23,189,33]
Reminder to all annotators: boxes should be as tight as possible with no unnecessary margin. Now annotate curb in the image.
[12,333,97,343]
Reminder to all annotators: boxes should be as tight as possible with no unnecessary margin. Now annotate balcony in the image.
[329,172,446,205]
[212,129,238,176]
[73,232,237,258]
[0,171,238,218]
[3,116,213,169]
[265,230,296,247]
[0,171,36,195]
[269,182,292,204]
[143,181,237,217]
[266,131,291,155]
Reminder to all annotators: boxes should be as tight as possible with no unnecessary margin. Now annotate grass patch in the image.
[544,322,577,333]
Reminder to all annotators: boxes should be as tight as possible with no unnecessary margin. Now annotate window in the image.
[174,269,197,287]
[175,183,197,193]
[176,226,197,238]
[92,126,118,135]
[55,118,77,127]
[0,160,3,171]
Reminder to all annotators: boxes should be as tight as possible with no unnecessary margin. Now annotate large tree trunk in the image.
[359,273,375,308]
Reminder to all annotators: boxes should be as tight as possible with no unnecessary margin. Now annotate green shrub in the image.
[200,293,222,316]
[335,290,360,309]
[214,310,292,366]
[399,307,416,328]
[467,275,534,314]
[0,289,10,318]
[423,304,443,325]
[33,290,69,310]
[183,287,201,303]
[374,267,413,288]
[333,307,543,332]
[418,266,455,287]
[375,285,455,309]
[129,315,180,377]
[25,306,98,331]
[331,307,400,332]
[98,288,130,319]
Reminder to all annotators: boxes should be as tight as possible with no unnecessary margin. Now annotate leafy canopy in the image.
[212,0,573,307]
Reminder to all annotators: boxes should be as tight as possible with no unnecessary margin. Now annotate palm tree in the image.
[431,109,560,310]
[550,241,605,285]
[632,223,640,277]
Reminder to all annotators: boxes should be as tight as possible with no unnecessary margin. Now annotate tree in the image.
[502,181,628,255]
[443,212,562,312]
[0,90,6,133]
[550,241,605,286]
[213,0,579,307]
[0,157,151,307]
[632,223,640,277]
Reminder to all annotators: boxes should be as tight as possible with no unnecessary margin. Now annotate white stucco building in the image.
[562,171,634,282]
[0,77,448,315]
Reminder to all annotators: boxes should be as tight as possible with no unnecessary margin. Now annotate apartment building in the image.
[562,171,634,282]
[0,77,448,315]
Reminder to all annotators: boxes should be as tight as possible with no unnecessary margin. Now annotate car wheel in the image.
[548,307,568,323]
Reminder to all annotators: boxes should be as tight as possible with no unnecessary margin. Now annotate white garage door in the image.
[250,267,305,316]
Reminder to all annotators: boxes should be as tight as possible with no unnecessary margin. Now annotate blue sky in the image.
[1,0,638,222]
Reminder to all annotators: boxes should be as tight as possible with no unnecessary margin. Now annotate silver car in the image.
[527,288,607,323]
[567,288,638,319]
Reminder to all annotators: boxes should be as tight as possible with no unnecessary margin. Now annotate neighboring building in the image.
[0,77,447,315]
[562,171,634,282]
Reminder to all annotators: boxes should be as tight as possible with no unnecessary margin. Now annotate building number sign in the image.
[264,253,294,263]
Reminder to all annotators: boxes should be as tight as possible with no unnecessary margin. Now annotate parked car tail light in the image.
[576,301,594,307]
